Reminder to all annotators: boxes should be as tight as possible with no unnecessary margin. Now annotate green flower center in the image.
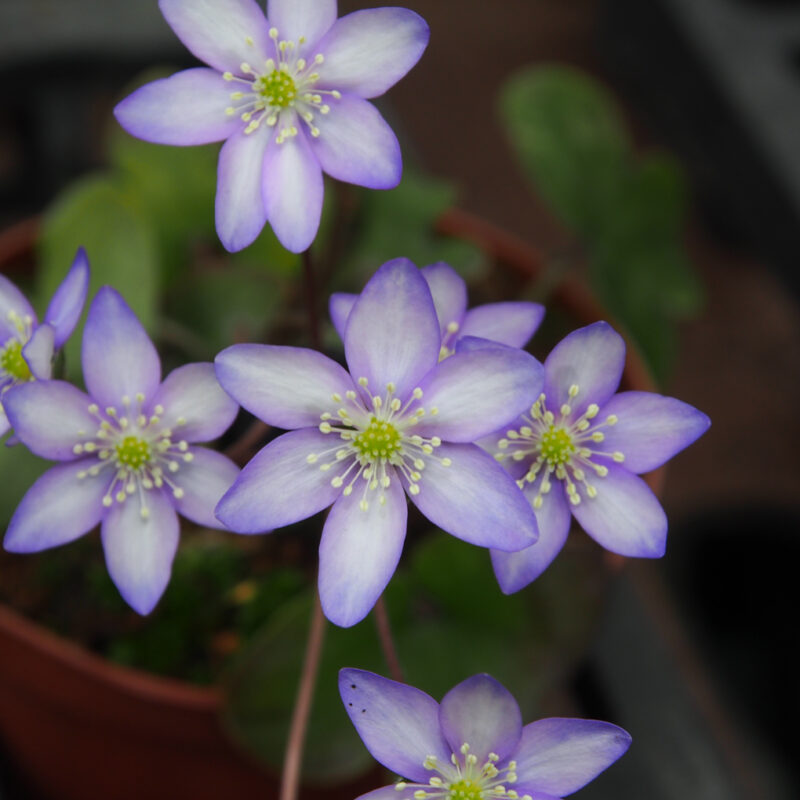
[539,425,575,466]
[115,435,152,470]
[254,69,297,108]
[448,779,483,800]
[0,339,32,382]
[353,417,401,460]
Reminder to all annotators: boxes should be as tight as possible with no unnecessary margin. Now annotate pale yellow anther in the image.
[606,414,618,425]
[591,432,604,442]
[409,484,420,495]
[612,451,625,462]
[560,403,572,416]
[441,458,452,467]
[569,384,579,398]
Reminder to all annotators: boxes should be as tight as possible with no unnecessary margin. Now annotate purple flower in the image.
[489,321,710,593]
[214,258,542,627]
[1,247,90,437]
[340,669,631,799]
[114,0,429,254]
[3,287,240,614]
[330,261,545,360]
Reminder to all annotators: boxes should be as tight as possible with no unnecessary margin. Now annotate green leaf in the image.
[0,439,48,526]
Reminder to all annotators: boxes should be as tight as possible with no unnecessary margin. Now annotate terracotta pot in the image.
[0,211,662,800]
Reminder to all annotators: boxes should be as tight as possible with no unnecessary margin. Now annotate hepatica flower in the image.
[214,259,542,626]
[330,262,545,360]
[0,248,89,437]
[340,669,631,800]
[490,321,710,593]
[3,287,239,614]
[114,0,429,254]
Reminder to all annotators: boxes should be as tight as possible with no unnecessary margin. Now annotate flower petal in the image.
[491,480,571,593]
[216,125,270,252]
[4,460,106,552]
[0,274,35,340]
[114,68,240,146]
[44,247,90,348]
[344,259,440,400]
[172,447,239,528]
[319,478,406,627]
[267,0,337,51]
[408,442,537,551]
[101,488,179,615]
[571,461,667,557]
[439,674,522,763]
[544,322,625,418]
[2,381,97,460]
[262,125,324,253]
[22,323,54,380]
[354,787,407,800]
[339,668,451,783]
[414,343,544,442]
[459,301,545,349]
[316,8,429,99]
[150,363,238,443]
[597,391,710,474]
[310,94,401,189]
[329,292,357,341]
[215,428,342,533]
[421,262,467,335]
[513,718,631,796]
[215,343,355,429]
[82,287,161,411]
[159,0,272,73]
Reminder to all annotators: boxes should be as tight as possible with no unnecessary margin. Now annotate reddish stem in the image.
[374,596,404,683]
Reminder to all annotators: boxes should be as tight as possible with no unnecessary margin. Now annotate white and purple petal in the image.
[459,301,545,349]
[44,247,90,348]
[421,262,468,335]
[4,460,106,553]
[267,0,337,53]
[329,292,356,341]
[339,668,452,783]
[319,477,406,628]
[408,442,538,552]
[114,68,240,146]
[439,674,522,763]
[0,274,36,340]
[171,447,240,529]
[22,323,54,380]
[82,287,161,411]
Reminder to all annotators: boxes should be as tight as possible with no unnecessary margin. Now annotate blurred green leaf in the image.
[0,440,48,526]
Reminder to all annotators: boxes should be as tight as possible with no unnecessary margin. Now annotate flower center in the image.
[115,435,152,470]
[447,779,482,800]
[254,68,297,108]
[353,417,402,459]
[495,384,625,508]
[0,339,32,382]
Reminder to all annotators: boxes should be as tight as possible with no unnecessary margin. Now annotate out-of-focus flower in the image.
[330,261,545,360]
[0,248,90,436]
[339,669,631,800]
[490,321,710,593]
[3,287,240,614]
[114,0,429,254]
[214,258,542,627]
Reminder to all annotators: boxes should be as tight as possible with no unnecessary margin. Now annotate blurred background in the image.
[0,1,797,798]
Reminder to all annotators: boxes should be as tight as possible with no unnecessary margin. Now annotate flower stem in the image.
[279,591,327,800]
[374,595,404,683]
[302,248,321,351]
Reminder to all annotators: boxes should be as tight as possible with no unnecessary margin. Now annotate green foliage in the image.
[0,440,48,526]
[501,65,703,380]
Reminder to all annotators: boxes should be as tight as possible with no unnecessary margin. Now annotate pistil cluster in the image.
[495,384,625,509]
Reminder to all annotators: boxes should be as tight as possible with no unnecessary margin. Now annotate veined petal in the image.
[311,94,401,189]
[598,391,710,474]
[460,301,545,349]
[215,428,343,533]
[414,343,544,442]
[329,292,357,341]
[114,68,240,146]
[267,0,337,51]
[571,461,667,557]
[491,480,571,593]
[0,274,36,341]
[421,262,468,335]
[172,447,239,529]
[44,247,90,348]
[0,407,10,438]
[316,8,429,99]
[22,324,55,380]
[262,125,324,253]
[439,674,522,763]
[408,442,537,552]
[4,460,106,552]
[159,0,272,73]
[3,381,97,461]
[319,478,406,627]
[339,669,451,783]
[544,322,625,418]
[513,718,631,796]
[216,125,270,252]
[344,259,440,400]
[150,363,238,443]
[101,488,179,615]
[82,287,161,411]
[353,787,407,800]
[215,344,355,429]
